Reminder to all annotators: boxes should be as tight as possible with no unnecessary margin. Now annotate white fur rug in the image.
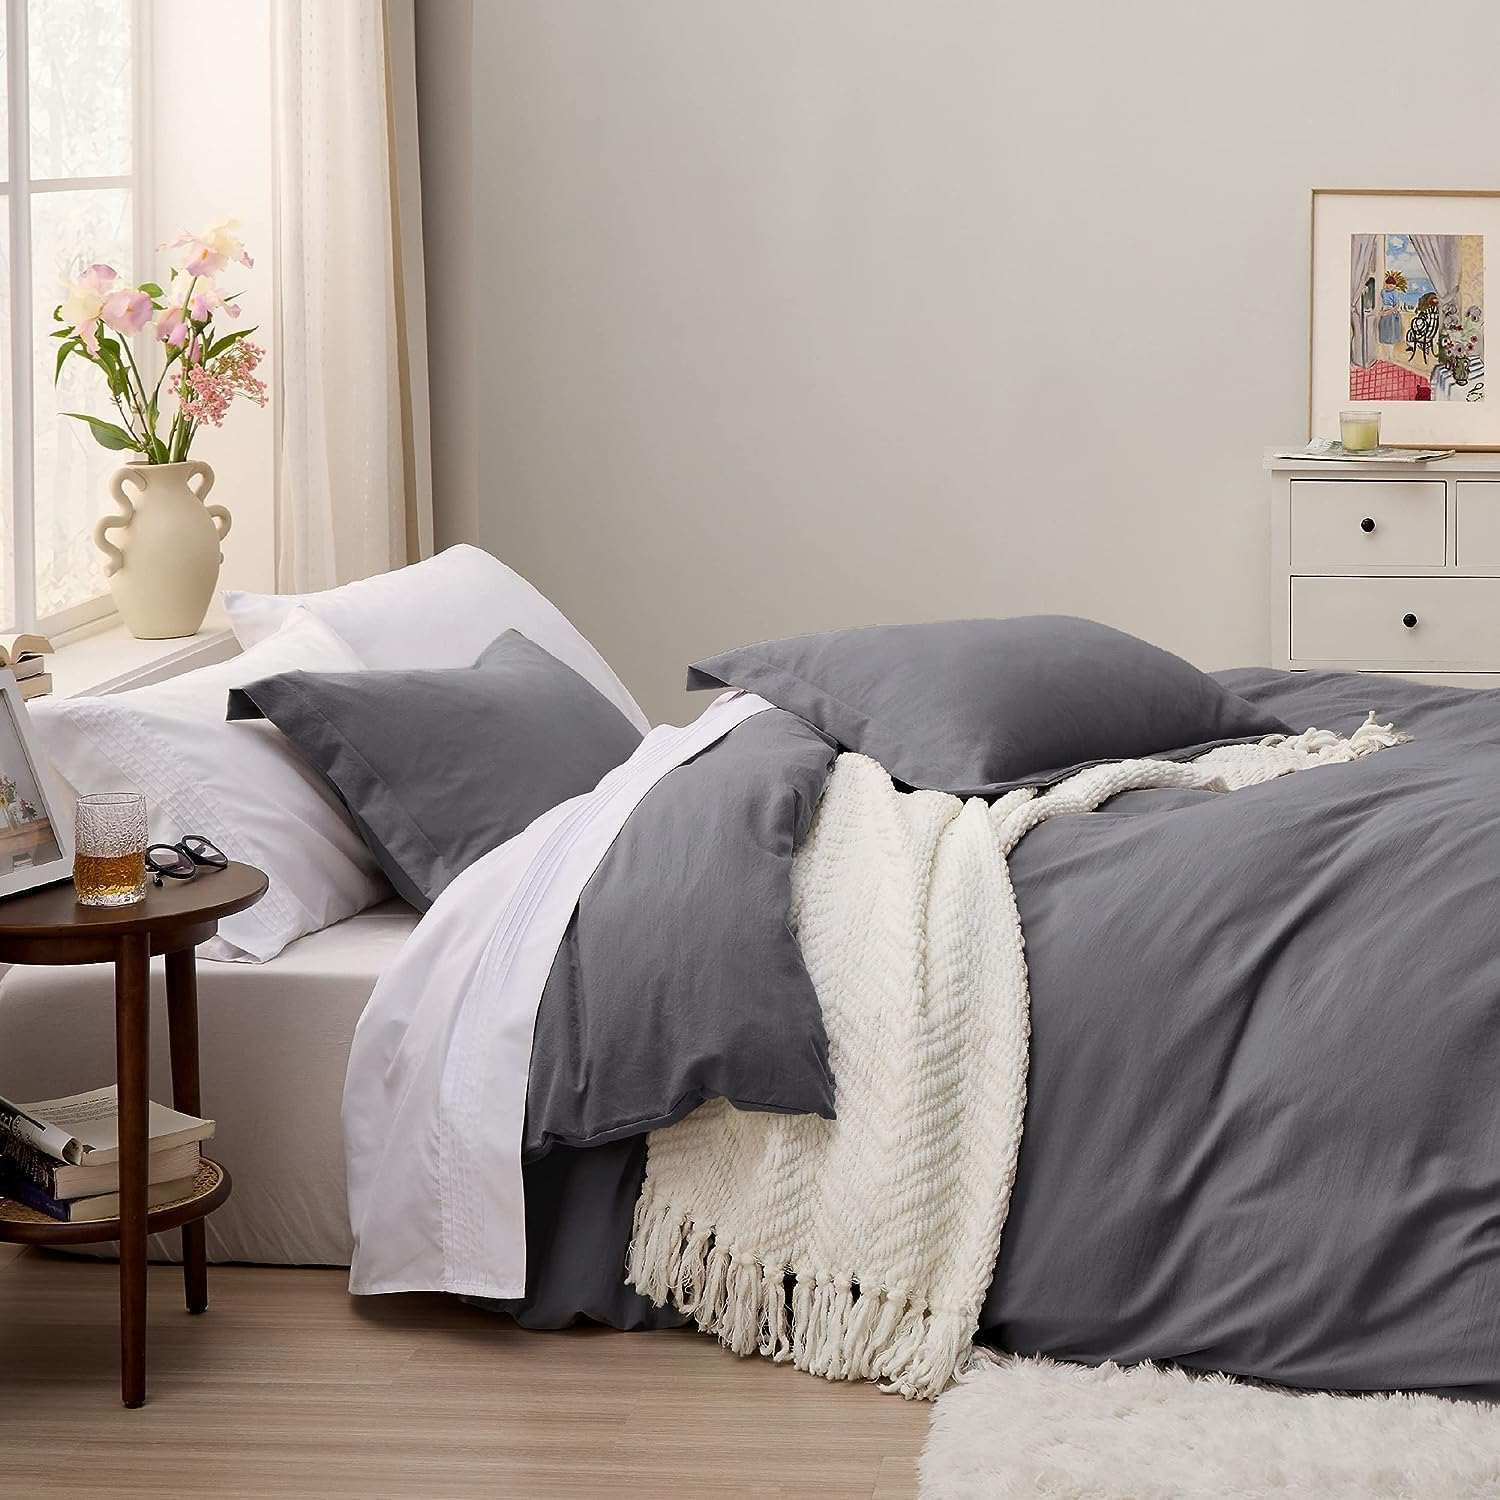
[919,1354,1500,1499]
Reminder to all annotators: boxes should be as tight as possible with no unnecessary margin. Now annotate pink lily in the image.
[154,306,191,348]
[60,263,120,354]
[163,270,238,323]
[162,218,253,279]
[101,287,154,336]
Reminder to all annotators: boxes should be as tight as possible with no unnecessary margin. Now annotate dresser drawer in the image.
[1293,577,1500,666]
[1290,480,1446,570]
[1456,482,1500,568]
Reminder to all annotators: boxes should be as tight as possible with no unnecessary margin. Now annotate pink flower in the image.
[178,340,268,428]
[162,218,253,278]
[163,271,238,324]
[154,306,191,348]
[59,263,120,354]
[101,288,153,335]
[181,364,230,426]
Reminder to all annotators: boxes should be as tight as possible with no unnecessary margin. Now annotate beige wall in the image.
[418,0,1500,724]
[416,0,479,553]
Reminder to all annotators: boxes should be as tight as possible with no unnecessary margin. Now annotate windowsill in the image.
[49,606,240,697]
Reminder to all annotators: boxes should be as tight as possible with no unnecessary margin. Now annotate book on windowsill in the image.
[10,656,46,682]
[0,632,51,670]
[17,673,52,701]
[0,1085,214,1168]
[0,1164,198,1223]
[0,1133,201,1201]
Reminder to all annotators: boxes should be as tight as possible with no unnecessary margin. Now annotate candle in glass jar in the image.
[1340,410,1381,453]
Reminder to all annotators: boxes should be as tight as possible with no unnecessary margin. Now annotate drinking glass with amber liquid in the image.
[74,793,148,907]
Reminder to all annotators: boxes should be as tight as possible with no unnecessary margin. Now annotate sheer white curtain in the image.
[1411,234,1460,306]
[270,0,433,591]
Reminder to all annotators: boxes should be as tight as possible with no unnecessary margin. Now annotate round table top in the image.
[0,861,268,941]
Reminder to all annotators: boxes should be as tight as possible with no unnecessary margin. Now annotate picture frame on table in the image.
[0,670,73,899]
[1309,188,1499,450]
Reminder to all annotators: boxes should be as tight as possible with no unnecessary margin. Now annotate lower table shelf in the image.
[0,1157,231,1246]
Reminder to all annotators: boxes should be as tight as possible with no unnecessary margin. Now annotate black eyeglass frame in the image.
[146,835,230,887]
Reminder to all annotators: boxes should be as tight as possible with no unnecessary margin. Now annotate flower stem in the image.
[118,336,165,462]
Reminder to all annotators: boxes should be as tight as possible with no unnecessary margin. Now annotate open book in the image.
[0,1085,214,1167]
[0,632,52,668]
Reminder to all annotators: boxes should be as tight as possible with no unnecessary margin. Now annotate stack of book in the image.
[0,631,54,701]
[0,1085,214,1223]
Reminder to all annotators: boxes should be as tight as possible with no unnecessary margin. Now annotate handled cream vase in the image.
[94,460,232,639]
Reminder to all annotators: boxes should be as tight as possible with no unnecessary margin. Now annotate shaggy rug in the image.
[919,1353,1500,1499]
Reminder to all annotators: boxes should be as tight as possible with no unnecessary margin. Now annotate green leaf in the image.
[49,326,73,339]
[53,339,78,385]
[64,413,140,452]
[206,325,257,359]
[90,337,126,399]
[138,281,163,297]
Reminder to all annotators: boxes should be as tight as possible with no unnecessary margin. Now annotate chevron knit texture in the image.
[625,714,1407,1399]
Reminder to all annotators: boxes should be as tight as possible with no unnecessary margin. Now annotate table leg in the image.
[164,946,207,1315]
[115,932,151,1409]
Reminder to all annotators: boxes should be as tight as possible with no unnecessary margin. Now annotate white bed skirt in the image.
[0,899,418,1266]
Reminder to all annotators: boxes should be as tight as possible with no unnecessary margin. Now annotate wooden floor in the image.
[0,1246,930,1498]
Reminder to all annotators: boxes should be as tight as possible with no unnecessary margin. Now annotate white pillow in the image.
[223,544,649,732]
[29,608,390,963]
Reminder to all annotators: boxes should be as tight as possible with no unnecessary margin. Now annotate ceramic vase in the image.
[94,460,233,639]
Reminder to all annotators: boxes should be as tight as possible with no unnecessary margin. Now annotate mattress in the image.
[0,898,418,1266]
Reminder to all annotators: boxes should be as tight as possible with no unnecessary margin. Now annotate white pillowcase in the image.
[28,608,390,963]
[223,543,649,732]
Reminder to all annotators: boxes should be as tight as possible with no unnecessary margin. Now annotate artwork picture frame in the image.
[0,671,74,900]
[1309,188,1500,450]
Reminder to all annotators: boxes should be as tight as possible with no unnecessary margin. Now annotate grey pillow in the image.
[228,630,642,910]
[687,615,1290,795]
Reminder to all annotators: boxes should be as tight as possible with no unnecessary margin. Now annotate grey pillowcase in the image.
[227,630,643,911]
[688,615,1290,795]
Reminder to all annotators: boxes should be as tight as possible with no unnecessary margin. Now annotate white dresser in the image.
[1268,451,1500,688]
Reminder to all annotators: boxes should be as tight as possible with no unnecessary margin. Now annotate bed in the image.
[12,548,1500,1404]
[340,625,1500,1401]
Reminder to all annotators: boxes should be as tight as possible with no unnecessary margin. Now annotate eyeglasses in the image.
[145,834,229,888]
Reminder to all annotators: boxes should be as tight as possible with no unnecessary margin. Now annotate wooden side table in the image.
[0,862,267,1406]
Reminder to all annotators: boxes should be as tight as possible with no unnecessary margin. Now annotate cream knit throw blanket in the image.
[625,715,1407,1399]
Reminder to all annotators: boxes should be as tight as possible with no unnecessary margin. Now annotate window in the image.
[0,0,142,635]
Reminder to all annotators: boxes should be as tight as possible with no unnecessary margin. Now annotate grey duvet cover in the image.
[497,669,1500,1396]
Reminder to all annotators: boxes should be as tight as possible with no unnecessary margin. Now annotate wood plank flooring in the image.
[0,1250,930,1498]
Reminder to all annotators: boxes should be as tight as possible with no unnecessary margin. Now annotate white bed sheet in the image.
[0,899,418,1265]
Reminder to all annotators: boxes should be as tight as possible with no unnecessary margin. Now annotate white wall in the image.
[420,0,1500,724]
[150,0,275,595]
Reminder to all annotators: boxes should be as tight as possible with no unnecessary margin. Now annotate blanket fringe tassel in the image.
[625,1188,971,1401]
[1261,710,1410,762]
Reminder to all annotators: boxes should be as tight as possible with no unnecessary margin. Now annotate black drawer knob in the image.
[1402,612,1418,629]
[1360,516,1376,533]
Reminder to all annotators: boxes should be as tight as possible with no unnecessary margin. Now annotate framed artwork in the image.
[1310,189,1500,449]
[0,671,73,899]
